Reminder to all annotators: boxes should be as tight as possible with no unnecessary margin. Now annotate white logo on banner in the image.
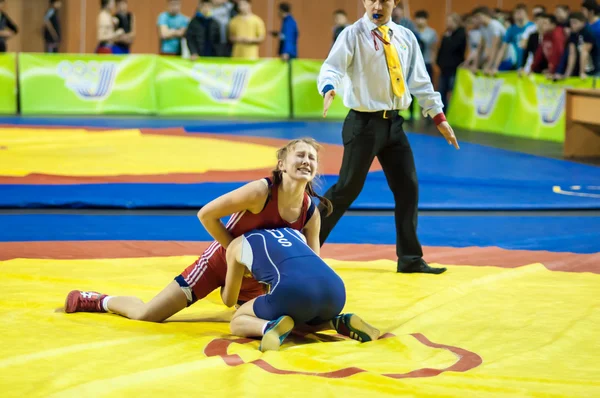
[191,64,250,102]
[536,84,566,126]
[57,61,117,100]
[473,76,504,118]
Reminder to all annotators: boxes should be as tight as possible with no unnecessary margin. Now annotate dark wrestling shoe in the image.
[332,313,381,342]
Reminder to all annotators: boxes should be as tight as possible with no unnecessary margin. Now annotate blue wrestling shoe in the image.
[332,313,381,342]
[259,315,295,352]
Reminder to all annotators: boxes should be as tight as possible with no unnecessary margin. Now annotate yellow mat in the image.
[1,257,599,397]
[0,128,276,176]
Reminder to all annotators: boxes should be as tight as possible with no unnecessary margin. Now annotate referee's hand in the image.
[323,90,336,118]
[437,121,460,150]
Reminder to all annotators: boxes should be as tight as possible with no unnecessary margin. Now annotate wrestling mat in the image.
[1,123,600,210]
[1,241,599,397]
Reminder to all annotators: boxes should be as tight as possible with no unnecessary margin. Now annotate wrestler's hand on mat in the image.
[437,121,460,150]
[323,90,336,118]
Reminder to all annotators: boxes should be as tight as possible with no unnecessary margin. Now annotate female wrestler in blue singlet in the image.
[222,227,380,351]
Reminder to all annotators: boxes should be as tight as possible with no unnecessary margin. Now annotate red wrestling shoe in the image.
[65,290,108,313]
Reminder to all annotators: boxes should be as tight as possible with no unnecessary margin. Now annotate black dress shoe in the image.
[397,260,447,274]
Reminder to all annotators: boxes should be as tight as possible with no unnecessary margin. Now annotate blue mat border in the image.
[1,118,599,210]
[1,214,598,254]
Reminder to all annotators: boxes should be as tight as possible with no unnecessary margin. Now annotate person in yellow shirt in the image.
[228,0,265,59]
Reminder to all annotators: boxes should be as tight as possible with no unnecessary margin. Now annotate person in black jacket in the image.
[0,0,18,53]
[114,0,135,54]
[332,9,348,45]
[43,0,62,53]
[186,0,221,60]
[518,12,544,75]
[436,13,466,113]
[229,0,240,19]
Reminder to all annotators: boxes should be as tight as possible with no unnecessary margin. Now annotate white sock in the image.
[261,321,271,335]
[102,296,113,312]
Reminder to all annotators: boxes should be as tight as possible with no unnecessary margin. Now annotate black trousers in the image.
[318,109,423,268]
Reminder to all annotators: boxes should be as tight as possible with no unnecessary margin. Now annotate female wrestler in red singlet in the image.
[64,138,333,322]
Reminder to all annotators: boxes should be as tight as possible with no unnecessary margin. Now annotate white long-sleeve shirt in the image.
[318,13,443,118]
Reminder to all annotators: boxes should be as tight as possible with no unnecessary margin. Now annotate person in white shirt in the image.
[463,13,484,69]
[414,10,438,79]
[471,6,507,73]
[318,0,459,275]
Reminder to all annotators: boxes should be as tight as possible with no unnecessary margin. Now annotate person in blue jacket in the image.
[272,2,298,60]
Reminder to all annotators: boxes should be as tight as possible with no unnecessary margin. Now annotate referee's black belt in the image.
[353,109,401,119]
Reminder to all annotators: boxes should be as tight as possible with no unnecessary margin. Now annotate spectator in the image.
[414,10,438,80]
[392,1,420,41]
[578,7,600,77]
[229,0,240,19]
[332,9,348,45]
[488,4,534,74]
[519,12,544,74]
[519,6,545,55]
[532,5,546,15]
[472,6,507,72]
[43,0,62,53]
[211,0,234,57]
[554,5,574,78]
[157,0,189,56]
[506,12,515,30]
[274,2,298,60]
[554,5,570,31]
[0,0,18,53]
[493,8,504,22]
[527,6,547,35]
[582,0,600,76]
[557,12,598,79]
[582,0,600,47]
[228,0,265,60]
[96,0,124,54]
[436,13,466,112]
[463,13,483,69]
[186,0,221,60]
[114,0,135,54]
[496,10,512,29]
[392,0,421,122]
[530,14,567,75]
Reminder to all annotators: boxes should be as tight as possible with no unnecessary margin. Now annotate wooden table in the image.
[564,88,600,158]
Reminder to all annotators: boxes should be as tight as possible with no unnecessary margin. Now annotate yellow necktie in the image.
[377,25,406,97]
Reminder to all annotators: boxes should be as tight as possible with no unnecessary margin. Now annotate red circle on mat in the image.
[204,332,483,379]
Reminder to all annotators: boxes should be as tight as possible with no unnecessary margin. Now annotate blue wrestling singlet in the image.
[239,227,346,324]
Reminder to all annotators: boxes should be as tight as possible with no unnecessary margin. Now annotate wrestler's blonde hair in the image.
[271,138,333,217]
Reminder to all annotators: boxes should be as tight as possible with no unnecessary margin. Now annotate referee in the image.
[318,0,459,274]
